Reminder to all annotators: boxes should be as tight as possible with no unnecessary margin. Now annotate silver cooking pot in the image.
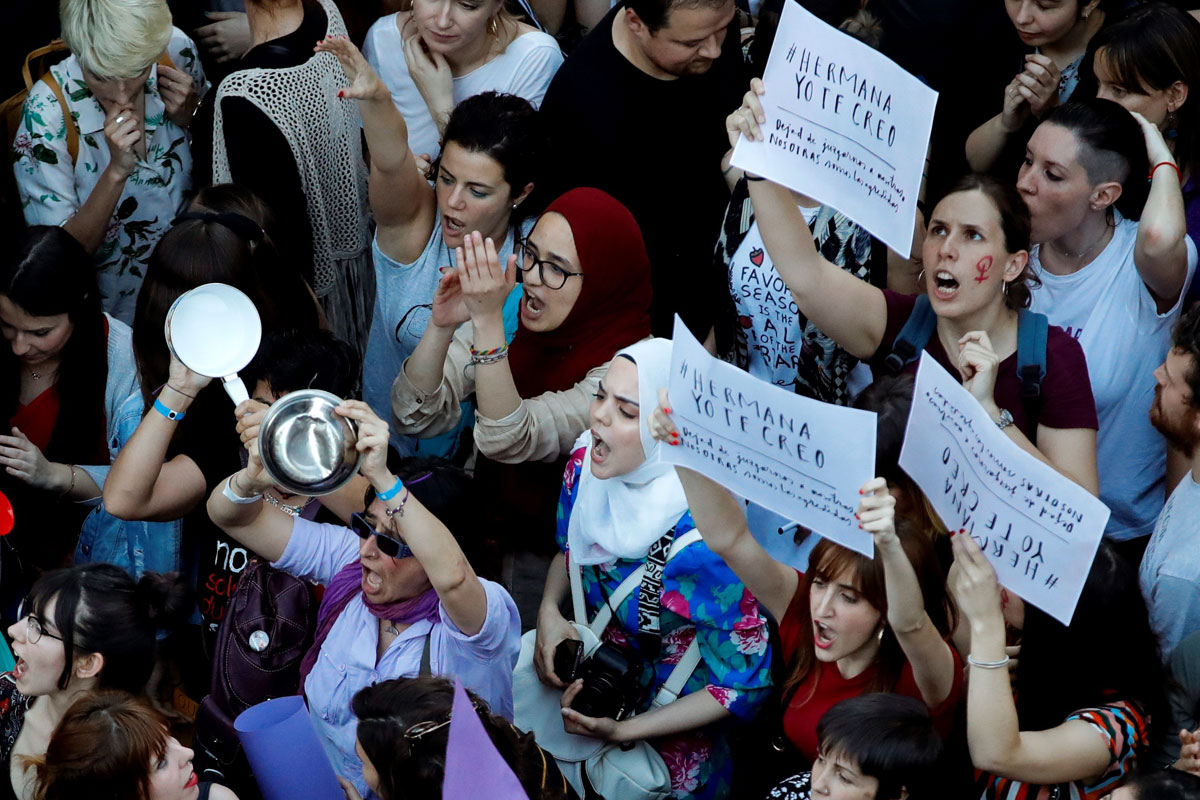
[257,390,361,496]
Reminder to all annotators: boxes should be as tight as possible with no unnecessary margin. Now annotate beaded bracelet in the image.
[384,487,411,519]
[470,343,510,366]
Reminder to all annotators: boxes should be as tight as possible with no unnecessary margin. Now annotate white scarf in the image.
[567,338,689,566]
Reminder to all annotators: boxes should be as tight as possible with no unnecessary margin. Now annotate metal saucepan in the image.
[165,283,262,406]
[257,390,361,496]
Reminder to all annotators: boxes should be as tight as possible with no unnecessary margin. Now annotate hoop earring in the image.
[487,14,500,36]
[916,268,925,285]
[1002,280,1010,298]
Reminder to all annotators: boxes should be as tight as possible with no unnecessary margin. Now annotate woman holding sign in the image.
[730,79,1100,496]
[951,530,1167,798]
[645,400,960,792]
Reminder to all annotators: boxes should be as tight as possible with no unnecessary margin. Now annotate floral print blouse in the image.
[557,447,774,800]
[12,28,207,324]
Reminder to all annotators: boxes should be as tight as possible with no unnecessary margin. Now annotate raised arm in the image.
[859,478,956,708]
[952,532,1113,784]
[1132,112,1190,311]
[315,36,436,255]
[103,360,212,521]
[730,80,887,360]
[342,401,489,636]
[648,389,797,621]
[965,56,1059,173]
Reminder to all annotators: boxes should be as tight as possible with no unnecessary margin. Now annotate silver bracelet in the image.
[222,474,263,505]
[263,491,312,517]
[966,654,1011,670]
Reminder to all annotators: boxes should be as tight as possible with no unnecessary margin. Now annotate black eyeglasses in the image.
[350,512,413,559]
[16,600,64,645]
[516,238,583,290]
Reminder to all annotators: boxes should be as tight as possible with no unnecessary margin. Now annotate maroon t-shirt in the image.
[870,291,1099,440]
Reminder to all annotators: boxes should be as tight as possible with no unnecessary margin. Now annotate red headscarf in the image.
[507,188,653,396]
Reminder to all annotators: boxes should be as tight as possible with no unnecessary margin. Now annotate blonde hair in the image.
[399,0,521,46]
[59,0,172,80]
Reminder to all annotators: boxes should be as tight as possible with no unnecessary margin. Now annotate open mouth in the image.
[522,288,545,320]
[933,270,960,300]
[814,621,835,650]
[362,566,384,593]
[443,215,465,234]
[591,430,609,464]
[12,657,27,680]
[185,772,198,789]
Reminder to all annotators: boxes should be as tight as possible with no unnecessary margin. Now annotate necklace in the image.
[24,364,57,381]
[1048,222,1112,263]
[384,623,400,637]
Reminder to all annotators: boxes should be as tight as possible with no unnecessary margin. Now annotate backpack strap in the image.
[1016,308,1049,434]
[37,71,78,166]
[651,639,702,708]
[419,632,433,678]
[884,294,937,373]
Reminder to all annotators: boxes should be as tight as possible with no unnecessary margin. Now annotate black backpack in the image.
[193,559,317,798]
[884,294,1049,436]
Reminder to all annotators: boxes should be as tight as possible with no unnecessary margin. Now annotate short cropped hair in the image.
[1173,304,1200,408]
[60,0,172,80]
[817,694,943,800]
[626,0,729,34]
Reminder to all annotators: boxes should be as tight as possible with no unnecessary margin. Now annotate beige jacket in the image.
[390,322,610,464]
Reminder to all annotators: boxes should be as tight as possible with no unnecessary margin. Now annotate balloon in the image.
[0,491,12,536]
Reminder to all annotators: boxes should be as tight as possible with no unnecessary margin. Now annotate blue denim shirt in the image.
[75,390,181,577]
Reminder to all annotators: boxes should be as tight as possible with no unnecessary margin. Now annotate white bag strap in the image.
[652,639,702,708]
[569,529,704,638]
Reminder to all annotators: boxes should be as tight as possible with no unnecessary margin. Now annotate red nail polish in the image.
[337,90,344,97]
[664,407,672,414]
[854,513,859,520]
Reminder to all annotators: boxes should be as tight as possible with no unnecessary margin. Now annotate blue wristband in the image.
[377,477,404,502]
[153,397,185,421]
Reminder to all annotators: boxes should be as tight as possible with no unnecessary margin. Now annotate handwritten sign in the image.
[730,0,937,255]
[665,317,877,557]
[899,356,1109,625]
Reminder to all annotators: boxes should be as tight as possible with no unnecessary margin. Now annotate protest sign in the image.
[730,0,937,255]
[899,356,1109,625]
[664,317,877,558]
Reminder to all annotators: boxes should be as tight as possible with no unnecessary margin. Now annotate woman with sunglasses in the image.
[0,563,189,800]
[207,401,521,800]
[317,36,542,461]
[392,186,653,629]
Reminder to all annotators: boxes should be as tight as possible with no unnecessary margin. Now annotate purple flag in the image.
[442,678,529,800]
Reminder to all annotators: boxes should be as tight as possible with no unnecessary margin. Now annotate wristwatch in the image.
[995,408,1014,431]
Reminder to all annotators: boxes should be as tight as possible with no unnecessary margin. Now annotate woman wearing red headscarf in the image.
[393,188,653,625]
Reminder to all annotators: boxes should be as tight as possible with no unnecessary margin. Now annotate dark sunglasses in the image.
[350,512,413,559]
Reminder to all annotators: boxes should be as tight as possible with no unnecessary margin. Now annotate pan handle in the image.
[222,374,250,406]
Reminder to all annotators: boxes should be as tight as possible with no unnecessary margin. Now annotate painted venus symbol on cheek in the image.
[974,256,993,284]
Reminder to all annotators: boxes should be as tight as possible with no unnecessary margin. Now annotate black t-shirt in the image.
[168,384,244,647]
[537,4,747,338]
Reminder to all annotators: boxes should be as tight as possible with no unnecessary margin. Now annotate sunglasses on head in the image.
[350,512,413,559]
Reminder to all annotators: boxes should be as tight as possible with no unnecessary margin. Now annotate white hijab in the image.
[567,338,689,566]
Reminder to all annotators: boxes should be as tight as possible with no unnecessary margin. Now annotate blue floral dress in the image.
[12,28,207,323]
[557,447,773,799]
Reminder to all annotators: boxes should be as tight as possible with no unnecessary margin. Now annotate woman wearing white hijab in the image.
[530,338,773,800]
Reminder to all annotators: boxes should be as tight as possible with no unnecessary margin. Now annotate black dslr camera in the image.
[553,639,648,720]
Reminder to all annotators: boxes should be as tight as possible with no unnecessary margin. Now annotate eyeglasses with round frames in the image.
[516,238,583,290]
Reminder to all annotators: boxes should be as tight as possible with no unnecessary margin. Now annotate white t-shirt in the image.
[1028,212,1197,540]
[363,15,563,157]
[729,205,820,387]
[1140,471,1200,660]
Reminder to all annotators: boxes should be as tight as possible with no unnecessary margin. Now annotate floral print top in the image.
[12,28,207,324]
[0,674,31,800]
[557,447,773,800]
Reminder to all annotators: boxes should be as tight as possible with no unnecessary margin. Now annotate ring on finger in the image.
[115,115,126,125]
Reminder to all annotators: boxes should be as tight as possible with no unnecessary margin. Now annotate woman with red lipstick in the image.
[965,0,1109,175]
[317,35,543,462]
[731,79,1099,495]
[0,564,189,800]
[392,187,653,627]
[647,399,960,784]
[28,691,237,800]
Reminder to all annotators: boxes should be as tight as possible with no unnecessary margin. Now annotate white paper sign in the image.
[730,0,937,256]
[664,316,877,557]
[899,356,1110,625]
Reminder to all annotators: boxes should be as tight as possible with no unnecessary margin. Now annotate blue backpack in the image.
[883,294,1049,437]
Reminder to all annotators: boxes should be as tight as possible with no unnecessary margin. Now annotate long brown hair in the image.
[782,521,955,703]
[28,691,169,800]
